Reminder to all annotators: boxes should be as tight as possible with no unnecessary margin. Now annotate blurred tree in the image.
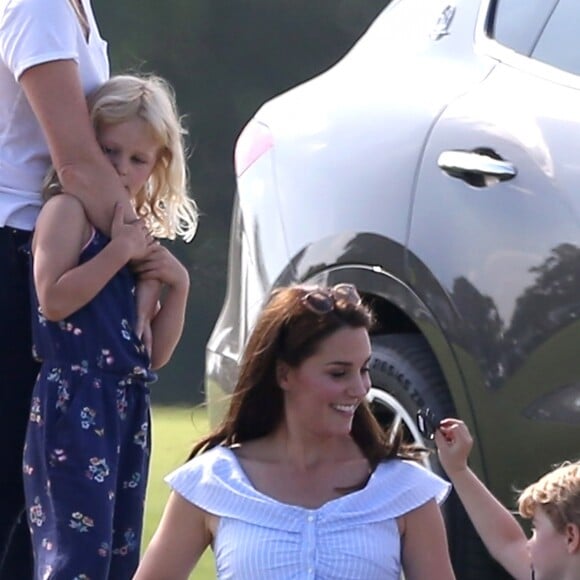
[94,0,391,404]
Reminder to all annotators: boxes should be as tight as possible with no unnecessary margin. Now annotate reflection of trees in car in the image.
[451,277,505,387]
[507,242,580,358]
[451,244,580,388]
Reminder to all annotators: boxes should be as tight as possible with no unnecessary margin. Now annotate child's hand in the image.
[133,244,189,290]
[140,321,153,356]
[110,203,152,261]
[135,278,161,355]
[434,418,474,477]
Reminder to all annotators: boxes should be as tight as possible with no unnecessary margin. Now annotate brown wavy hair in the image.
[191,284,423,471]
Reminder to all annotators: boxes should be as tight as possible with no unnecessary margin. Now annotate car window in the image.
[531,0,580,76]
[492,0,558,55]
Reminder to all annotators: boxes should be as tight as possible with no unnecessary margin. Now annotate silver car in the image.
[205,0,580,576]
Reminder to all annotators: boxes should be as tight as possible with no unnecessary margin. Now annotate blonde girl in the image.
[23,73,196,579]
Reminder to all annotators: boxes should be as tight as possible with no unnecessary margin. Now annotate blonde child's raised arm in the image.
[435,419,531,580]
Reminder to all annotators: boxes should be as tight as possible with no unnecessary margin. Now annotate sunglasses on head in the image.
[301,283,362,315]
[416,407,441,440]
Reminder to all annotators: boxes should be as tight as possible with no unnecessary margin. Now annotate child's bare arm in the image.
[132,244,190,369]
[34,197,151,321]
[435,419,531,580]
[134,278,162,354]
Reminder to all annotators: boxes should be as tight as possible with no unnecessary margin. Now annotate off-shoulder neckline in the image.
[220,445,382,512]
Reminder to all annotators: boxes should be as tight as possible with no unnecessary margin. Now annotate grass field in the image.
[143,405,216,579]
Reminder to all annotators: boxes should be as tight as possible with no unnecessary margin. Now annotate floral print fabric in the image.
[24,229,155,579]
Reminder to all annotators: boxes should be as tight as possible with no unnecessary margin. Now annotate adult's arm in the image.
[400,499,456,580]
[20,59,161,343]
[133,491,212,579]
[19,59,135,233]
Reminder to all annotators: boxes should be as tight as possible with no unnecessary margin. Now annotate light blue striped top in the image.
[166,446,450,579]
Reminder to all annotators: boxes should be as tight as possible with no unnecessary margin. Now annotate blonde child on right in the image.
[435,418,580,580]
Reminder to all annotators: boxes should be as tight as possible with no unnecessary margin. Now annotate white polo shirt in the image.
[0,0,109,230]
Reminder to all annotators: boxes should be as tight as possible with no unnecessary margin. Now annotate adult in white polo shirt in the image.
[0,1,153,577]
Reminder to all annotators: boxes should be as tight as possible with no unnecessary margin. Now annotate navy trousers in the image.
[0,227,38,580]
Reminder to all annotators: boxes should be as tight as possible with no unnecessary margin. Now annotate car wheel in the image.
[368,333,511,580]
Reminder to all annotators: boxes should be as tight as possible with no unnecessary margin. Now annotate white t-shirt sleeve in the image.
[0,0,79,79]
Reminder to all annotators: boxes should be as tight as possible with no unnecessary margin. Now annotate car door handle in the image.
[438,150,517,186]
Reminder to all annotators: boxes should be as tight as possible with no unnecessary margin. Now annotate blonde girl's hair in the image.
[43,74,198,242]
[518,460,580,532]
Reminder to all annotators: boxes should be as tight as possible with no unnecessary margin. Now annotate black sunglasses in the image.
[301,283,362,315]
[416,407,441,440]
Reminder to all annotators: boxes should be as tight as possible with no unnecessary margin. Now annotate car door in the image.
[407,0,580,503]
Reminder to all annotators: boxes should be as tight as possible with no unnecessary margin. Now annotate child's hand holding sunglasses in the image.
[433,418,474,476]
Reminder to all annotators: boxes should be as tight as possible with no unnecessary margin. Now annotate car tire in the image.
[368,333,511,580]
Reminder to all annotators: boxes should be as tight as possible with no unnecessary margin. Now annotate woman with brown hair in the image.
[136,284,456,579]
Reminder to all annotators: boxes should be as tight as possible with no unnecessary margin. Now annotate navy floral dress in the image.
[23,228,156,580]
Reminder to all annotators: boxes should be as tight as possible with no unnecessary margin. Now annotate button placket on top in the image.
[302,510,317,576]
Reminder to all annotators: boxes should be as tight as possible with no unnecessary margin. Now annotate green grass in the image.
[143,405,217,579]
